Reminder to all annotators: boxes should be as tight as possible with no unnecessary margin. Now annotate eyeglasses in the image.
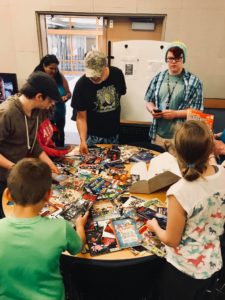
[166,56,183,63]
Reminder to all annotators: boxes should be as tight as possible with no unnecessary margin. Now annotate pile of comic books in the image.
[40,145,166,257]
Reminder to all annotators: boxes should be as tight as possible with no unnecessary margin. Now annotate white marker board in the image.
[111,40,169,122]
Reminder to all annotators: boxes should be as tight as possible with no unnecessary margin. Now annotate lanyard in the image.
[165,72,180,109]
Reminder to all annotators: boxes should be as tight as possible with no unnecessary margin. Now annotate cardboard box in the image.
[129,152,181,194]
[129,170,180,194]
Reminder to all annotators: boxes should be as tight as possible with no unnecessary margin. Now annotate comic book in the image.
[86,221,120,256]
[187,109,214,129]
[136,206,167,229]
[60,198,93,223]
[40,200,63,218]
[58,188,83,205]
[84,177,111,195]
[111,218,142,249]
[122,196,146,208]
[91,199,121,222]
[139,225,165,257]
[129,149,154,163]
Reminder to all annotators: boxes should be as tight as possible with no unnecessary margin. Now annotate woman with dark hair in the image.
[145,41,203,149]
[34,54,71,147]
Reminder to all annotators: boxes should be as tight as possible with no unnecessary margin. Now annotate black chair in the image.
[60,254,164,300]
[204,231,225,300]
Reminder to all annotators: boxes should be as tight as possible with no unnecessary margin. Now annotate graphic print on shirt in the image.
[168,191,225,279]
[94,85,119,113]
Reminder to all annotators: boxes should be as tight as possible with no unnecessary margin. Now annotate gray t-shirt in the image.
[157,73,185,138]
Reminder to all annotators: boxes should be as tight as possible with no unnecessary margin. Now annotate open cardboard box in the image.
[129,152,181,194]
[129,170,180,194]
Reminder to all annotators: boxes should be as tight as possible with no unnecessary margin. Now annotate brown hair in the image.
[174,120,213,181]
[166,47,184,61]
[7,158,52,206]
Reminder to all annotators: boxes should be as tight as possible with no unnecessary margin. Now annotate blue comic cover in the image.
[112,219,142,249]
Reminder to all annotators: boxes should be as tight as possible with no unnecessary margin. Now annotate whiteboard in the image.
[111,40,169,122]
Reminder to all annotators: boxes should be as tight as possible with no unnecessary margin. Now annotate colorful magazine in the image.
[111,218,142,249]
[139,225,165,257]
[129,149,153,163]
[60,198,93,223]
[136,206,167,229]
[187,109,214,129]
[91,199,121,222]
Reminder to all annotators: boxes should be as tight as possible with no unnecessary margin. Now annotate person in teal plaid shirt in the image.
[145,41,203,149]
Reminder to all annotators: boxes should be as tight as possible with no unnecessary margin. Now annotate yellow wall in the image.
[0,0,225,98]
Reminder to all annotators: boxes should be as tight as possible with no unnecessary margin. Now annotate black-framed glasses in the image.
[166,56,183,63]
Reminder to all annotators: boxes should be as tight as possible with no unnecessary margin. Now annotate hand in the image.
[79,141,89,155]
[151,109,163,119]
[214,132,222,139]
[75,211,89,227]
[146,218,159,232]
[61,96,68,102]
[161,110,178,120]
[50,164,60,174]
[214,139,225,156]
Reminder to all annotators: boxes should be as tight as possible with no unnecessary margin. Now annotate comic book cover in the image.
[86,229,109,256]
[60,198,93,223]
[102,221,115,238]
[139,225,165,257]
[187,109,214,129]
[85,220,101,233]
[136,206,167,229]
[84,177,111,195]
[129,149,153,163]
[59,188,83,205]
[122,196,146,208]
[143,198,167,215]
[119,145,140,161]
[40,201,63,218]
[91,199,121,222]
[82,193,98,202]
[96,184,125,201]
[111,219,142,249]
[86,228,120,256]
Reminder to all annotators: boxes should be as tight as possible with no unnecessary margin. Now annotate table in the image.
[2,146,167,300]
[2,146,167,261]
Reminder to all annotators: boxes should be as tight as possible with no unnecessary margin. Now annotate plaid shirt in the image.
[145,69,203,140]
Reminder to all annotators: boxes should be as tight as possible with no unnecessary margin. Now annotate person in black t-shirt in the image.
[71,51,126,154]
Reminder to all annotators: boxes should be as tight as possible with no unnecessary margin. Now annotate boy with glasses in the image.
[145,41,203,149]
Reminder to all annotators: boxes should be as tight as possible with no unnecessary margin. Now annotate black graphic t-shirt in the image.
[71,66,126,137]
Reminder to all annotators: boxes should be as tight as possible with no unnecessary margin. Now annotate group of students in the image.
[0,120,224,300]
[0,41,224,300]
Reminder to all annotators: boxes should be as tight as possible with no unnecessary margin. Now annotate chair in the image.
[60,254,164,300]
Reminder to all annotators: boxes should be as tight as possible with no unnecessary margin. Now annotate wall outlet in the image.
[109,19,113,28]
